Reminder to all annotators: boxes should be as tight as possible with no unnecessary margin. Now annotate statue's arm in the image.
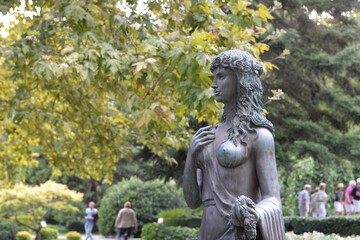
[254,128,285,240]
[254,128,280,200]
[183,152,202,209]
[183,126,215,209]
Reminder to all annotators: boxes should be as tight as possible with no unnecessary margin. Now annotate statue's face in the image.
[212,67,237,104]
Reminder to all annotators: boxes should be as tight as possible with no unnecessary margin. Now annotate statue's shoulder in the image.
[256,127,273,138]
[253,127,275,146]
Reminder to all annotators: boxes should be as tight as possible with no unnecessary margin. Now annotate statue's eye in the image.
[217,73,226,79]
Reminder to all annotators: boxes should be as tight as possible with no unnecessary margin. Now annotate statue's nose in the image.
[211,81,217,89]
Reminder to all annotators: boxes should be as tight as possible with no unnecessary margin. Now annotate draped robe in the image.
[196,139,285,240]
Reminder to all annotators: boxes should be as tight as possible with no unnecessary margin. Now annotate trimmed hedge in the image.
[16,231,31,240]
[284,216,360,236]
[0,218,19,240]
[141,223,199,240]
[65,231,82,240]
[159,208,202,228]
[40,227,59,240]
[160,211,360,237]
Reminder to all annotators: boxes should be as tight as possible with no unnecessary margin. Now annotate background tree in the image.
[0,0,281,184]
[0,180,83,240]
[259,0,360,214]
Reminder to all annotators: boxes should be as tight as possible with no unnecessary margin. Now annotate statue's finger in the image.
[198,134,215,141]
[195,126,213,136]
[198,139,214,147]
[197,130,215,138]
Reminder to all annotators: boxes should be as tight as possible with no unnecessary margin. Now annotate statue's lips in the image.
[214,91,220,96]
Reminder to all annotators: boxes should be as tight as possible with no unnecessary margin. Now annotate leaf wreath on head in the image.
[210,50,263,77]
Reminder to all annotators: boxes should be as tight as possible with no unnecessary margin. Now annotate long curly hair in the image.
[211,50,274,145]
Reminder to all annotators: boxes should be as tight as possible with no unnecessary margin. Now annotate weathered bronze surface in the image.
[183,50,285,240]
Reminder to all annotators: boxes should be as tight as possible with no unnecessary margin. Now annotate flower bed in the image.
[286,231,360,240]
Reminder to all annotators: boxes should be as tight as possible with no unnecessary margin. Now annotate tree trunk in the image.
[35,228,41,240]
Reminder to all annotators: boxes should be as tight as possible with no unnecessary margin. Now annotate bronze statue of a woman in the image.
[183,50,285,240]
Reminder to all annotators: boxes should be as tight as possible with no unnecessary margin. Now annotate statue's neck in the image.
[223,101,237,125]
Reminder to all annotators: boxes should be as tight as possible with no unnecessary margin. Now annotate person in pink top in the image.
[344,180,356,215]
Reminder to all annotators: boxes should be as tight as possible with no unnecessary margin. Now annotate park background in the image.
[0,0,359,239]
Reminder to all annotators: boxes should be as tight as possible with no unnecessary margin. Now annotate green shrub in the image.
[65,231,82,240]
[284,216,360,236]
[40,227,59,240]
[66,220,98,233]
[16,231,31,240]
[0,218,19,240]
[98,177,186,235]
[51,201,86,232]
[159,208,202,228]
[163,216,201,228]
[141,223,199,240]
[283,216,293,232]
[159,208,203,218]
[67,221,85,233]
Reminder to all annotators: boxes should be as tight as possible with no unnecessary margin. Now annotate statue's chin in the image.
[214,97,224,103]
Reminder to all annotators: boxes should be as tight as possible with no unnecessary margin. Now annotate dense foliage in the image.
[257,0,360,214]
[1,0,359,218]
[49,201,86,232]
[132,0,360,214]
[0,181,83,240]
[0,218,19,240]
[141,223,199,240]
[98,177,186,235]
[284,216,360,237]
[0,0,280,184]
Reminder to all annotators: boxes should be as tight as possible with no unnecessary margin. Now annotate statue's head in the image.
[211,50,264,106]
[210,50,273,144]
[210,49,263,77]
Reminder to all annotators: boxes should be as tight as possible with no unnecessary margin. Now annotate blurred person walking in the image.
[84,201,98,240]
[114,201,138,240]
[345,180,356,215]
[298,184,311,217]
[317,183,329,217]
[311,187,320,217]
[334,183,344,216]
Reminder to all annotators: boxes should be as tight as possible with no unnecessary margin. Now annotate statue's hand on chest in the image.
[189,126,216,158]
